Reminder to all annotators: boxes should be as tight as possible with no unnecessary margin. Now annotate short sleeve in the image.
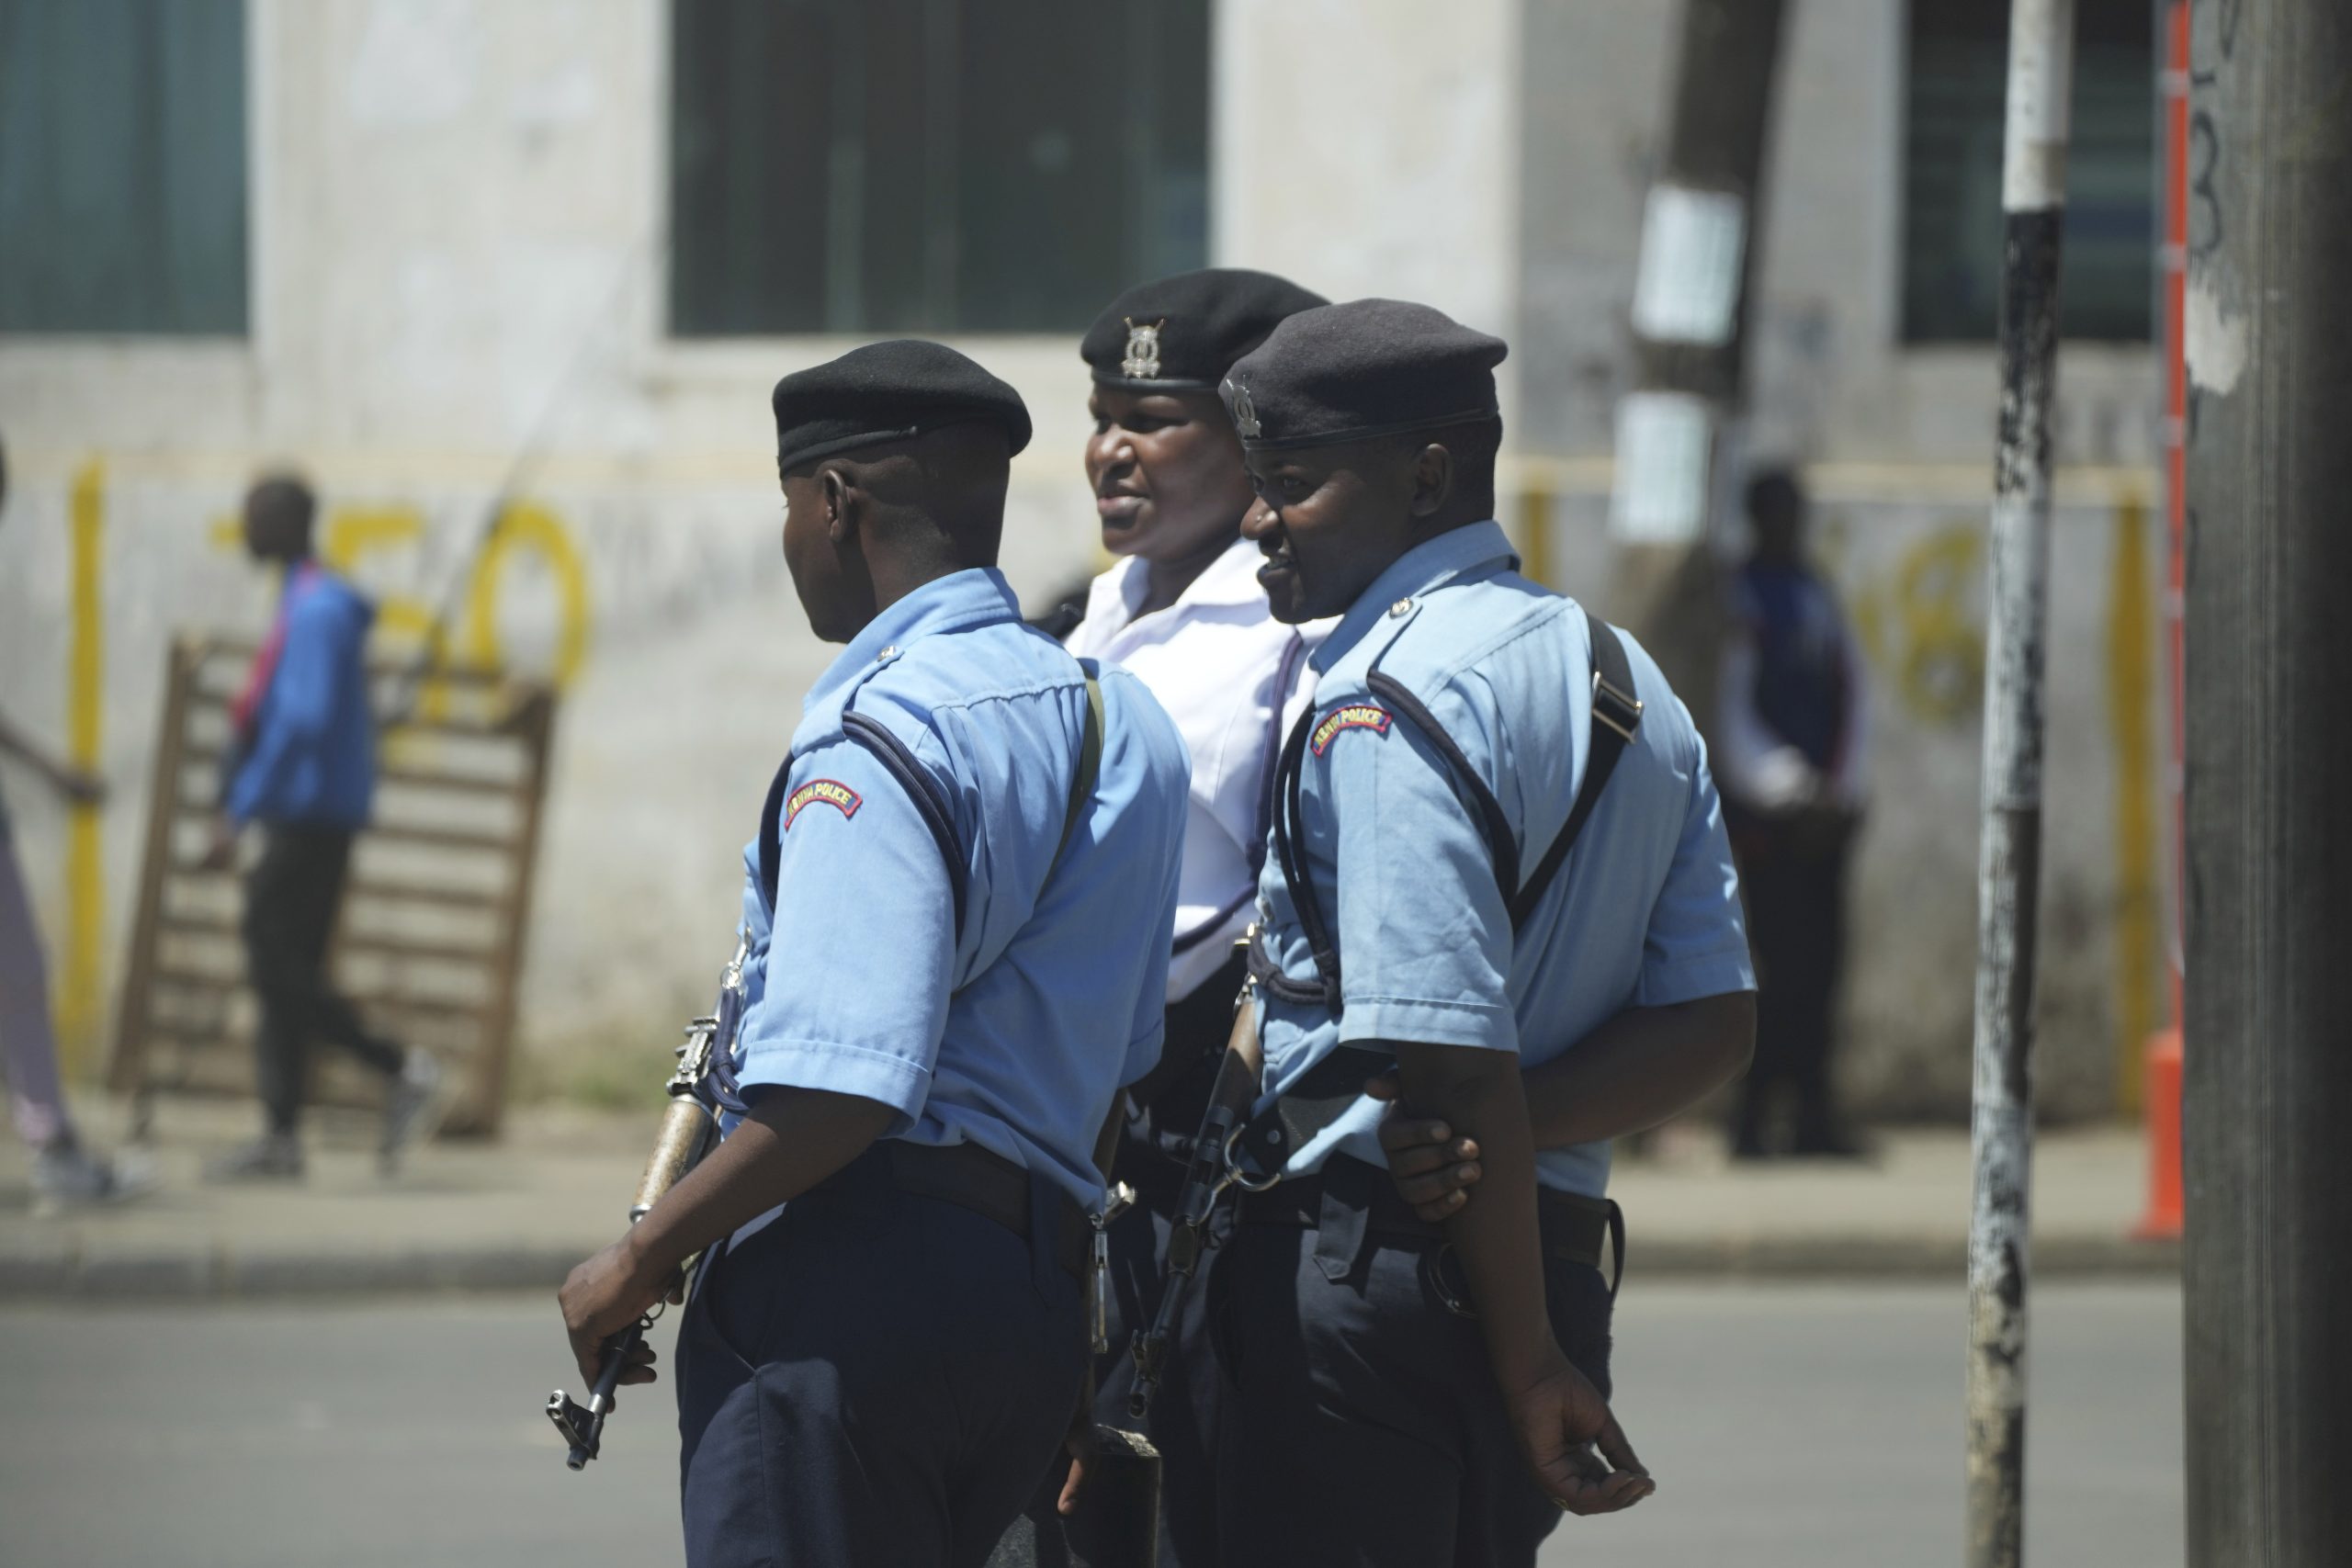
[732,739,957,1132]
[1635,743,1757,1006]
[1325,704,1518,1054]
[731,838,776,1027]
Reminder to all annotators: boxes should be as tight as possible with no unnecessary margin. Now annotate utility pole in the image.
[1605,0,1788,729]
[2182,0,2352,1560]
[1964,3,2073,1566]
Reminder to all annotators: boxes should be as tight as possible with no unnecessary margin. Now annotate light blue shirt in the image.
[727,568,1191,1207]
[1252,520,1755,1197]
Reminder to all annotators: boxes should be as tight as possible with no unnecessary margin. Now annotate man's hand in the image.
[1504,1351,1656,1516]
[198,817,239,874]
[1055,1394,1095,1516]
[557,1235,675,1395]
[1367,1069,1483,1222]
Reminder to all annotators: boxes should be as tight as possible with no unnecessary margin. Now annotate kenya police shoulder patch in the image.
[784,778,862,828]
[1311,704,1394,756]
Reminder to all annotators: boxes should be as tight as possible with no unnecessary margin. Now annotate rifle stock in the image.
[631,1093,717,1221]
[1128,980,1263,1419]
[549,940,745,1471]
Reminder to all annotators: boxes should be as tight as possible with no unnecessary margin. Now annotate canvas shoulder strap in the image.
[1051,665,1104,875]
[1506,615,1643,928]
[760,663,1103,953]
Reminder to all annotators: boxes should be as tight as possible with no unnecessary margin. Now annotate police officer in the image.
[558,341,1193,1568]
[1043,267,1326,1567]
[1211,299,1758,1567]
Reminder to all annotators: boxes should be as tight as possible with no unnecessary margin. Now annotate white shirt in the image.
[1068,537,1326,1000]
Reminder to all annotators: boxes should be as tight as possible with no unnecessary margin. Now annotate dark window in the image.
[0,0,249,335]
[669,0,1209,336]
[1903,0,2152,343]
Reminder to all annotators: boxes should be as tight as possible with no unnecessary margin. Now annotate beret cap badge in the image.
[1082,270,1328,389]
[1224,375,1261,440]
[1120,318,1165,380]
[1221,298,1507,451]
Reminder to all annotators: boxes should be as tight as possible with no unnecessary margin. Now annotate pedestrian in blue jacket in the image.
[203,475,441,1180]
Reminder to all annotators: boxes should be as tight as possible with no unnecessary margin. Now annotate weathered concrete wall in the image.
[0,0,2168,1121]
[1518,0,2160,469]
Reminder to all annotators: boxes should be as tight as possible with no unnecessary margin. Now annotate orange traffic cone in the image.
[2132,1028,2183,1240]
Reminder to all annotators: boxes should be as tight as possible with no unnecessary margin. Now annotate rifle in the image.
[1127,953,1270,1419]
[547,936,749,1470]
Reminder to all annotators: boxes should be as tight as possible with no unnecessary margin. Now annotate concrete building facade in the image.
[0,0,2165,1121]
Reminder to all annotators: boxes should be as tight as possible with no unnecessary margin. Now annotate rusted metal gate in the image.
[107,637,556,1137]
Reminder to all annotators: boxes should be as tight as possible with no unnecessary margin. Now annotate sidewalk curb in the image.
[0,1233,2179,1302]
[0,1240,594,1301]
[1630,1233,2179,1280]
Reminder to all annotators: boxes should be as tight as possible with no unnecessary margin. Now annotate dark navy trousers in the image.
[1209,1157,1615,1568]
[675,1154,1087,1568]
[1008,965,1239,1568]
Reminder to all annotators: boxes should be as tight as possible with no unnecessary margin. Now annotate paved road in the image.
[1,1283,2180,1568]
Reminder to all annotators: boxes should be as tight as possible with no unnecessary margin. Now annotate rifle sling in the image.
[1238,616,1643,1174]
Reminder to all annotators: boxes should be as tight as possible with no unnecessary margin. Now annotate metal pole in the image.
[1965,3,2073,1565]
[2182,0,2352,1560]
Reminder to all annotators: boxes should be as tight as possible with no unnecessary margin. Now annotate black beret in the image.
[1081,268,1329,392]
[772,340,1032,473]
[1218,299,1508,451]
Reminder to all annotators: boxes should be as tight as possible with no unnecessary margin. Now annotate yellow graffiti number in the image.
[1891,524,1984,725]
[459,502,592,688]
[322,506,433,644]
[207,498,592,694]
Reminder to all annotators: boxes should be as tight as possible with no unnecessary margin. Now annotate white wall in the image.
[1213,0,1522,389]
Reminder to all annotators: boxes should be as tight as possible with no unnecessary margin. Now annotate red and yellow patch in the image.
[784,778,862,828]
[1310,704,1393,756]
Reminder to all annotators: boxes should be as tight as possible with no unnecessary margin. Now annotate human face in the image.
[241,496,304,563]
[1239,440,1424,625]
[1084,386,1254,564]
[779,467,874,644]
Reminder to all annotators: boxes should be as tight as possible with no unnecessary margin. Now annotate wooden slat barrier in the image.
[108,636,558,1137]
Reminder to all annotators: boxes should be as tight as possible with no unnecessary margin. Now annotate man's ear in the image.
[820,466,855,544]
[1408,442,1456,519]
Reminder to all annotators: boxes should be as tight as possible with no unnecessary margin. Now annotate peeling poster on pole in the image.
[1610,392,1713,545]
[1630,185,1747,348]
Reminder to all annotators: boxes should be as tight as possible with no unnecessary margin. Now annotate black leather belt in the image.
[808,1140,1090,1280]
[1238,1154,1622,1275]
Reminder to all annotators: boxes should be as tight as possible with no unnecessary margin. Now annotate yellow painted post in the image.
[1517,471,1555,591]
[2106,489,2158,1114]
[55,460,106,1075]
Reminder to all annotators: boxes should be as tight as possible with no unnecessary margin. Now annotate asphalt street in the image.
[0,1282,2181,1568]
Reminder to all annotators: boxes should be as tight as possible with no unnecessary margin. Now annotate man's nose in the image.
[1239,498,1278,539]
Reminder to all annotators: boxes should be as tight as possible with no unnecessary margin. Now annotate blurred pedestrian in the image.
[1035,265,1326,1567]
[0,433,152,1213]
[203,474,441,1180]
[1715,468,1870,1159]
